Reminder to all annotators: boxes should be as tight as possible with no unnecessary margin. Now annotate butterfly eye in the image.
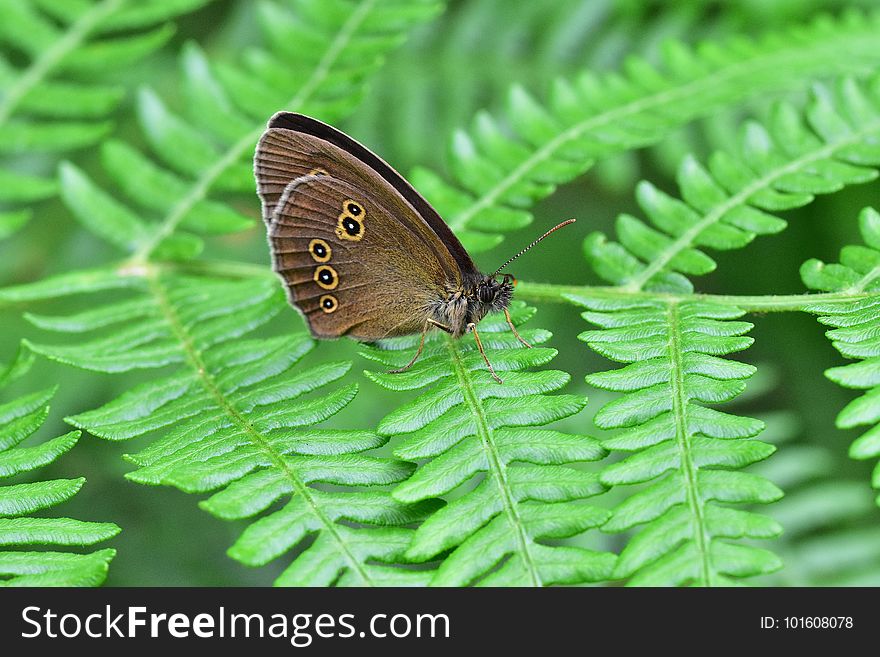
[319,294,338,313]
[308,238,332,263]
[313,265,339,290]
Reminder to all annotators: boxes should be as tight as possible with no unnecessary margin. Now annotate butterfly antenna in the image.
[491,219,576,277]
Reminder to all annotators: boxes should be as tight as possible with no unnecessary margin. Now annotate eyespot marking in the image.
[335,199,365,242]
[336,208,364,242]
[319,294,338,313]
[313,265,339,290]
[342,216,361,236]
[344,200,364,216]
[308,238,331,263]
[308,167,329,176]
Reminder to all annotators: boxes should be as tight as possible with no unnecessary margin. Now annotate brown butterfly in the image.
[254,112,573,383]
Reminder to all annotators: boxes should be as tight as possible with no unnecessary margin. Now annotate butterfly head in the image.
[476,273,515,313]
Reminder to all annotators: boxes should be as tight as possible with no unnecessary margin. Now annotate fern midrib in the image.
[666,302,714,585]
[849,258,880,293]
[624,117,880,291]
[144,260,880,313]
[11,257,874,317]
[446,27,879,233]
[0,0,124,125]
[145,272,375,586]
[514,281,879,313]
[128,0,379,262]
[445,336,542,587]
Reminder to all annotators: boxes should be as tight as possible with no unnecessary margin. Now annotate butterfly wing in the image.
[255,112,477,280]
[269,174,451,340]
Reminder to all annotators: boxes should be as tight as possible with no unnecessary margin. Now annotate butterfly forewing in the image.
[255,128,330,226]
[269,174,452,340]
[255,113,477,277]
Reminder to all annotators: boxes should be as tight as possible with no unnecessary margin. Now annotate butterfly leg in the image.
[387,320,451,374]
[503,307,532,348]
[467,322,503,384]
[387,324,429,374]
[427,318,453,333]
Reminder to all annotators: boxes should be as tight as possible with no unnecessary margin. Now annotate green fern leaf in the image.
[745,401,880,586]
[572,295,782,585]
[23,273,438,586]
[0,264,145,304]
[0,347,118,586]
[760,464,880,586]
[0,0,212,227]
[584,76,880,293]
[351,0,740,170]
[0,345,33,388]
[802,206,880,506]
[410,11,880,253]
[363,303,614,586]
[52,0,444,261]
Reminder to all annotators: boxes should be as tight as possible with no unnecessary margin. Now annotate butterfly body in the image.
[428,273,514,338]
[255,112,568,381]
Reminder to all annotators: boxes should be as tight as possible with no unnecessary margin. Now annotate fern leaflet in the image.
[585,76,880,293]
[750,407,880,586]
[409,10,880,253]
[572,295,782,585]
[20,272,439,586]
[52,0,445,264]
[0,0,211,227]
[802,206,880,506]
[0,347,119,586]
[363,303,614,586]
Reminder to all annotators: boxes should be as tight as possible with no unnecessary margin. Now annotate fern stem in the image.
[131,261,880,313]
[0,0,125,126]
[445,336,542,586]
[624,118,880,292]
[145,271,375,586]
[128,0,379,262]
[667,302,714,586]
[849,260,880,293]
[515,281,879,312]
[129,127,261,262]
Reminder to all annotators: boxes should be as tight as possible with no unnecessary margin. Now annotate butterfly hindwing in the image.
[269,174,453,340]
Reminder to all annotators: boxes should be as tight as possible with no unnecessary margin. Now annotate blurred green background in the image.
[2,0,879,585]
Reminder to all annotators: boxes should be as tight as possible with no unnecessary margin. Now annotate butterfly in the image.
[254,112,573,383]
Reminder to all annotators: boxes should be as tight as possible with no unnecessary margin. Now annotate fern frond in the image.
[0,347,119,586]
[363,303,614,586]
[0,0,212,225]
[409,11,880,252]
[351,0,727,167]
[23,272,438,585]
[802,206,880,506]
[52,0,444,263]
[585,76,880,293]
[750,411,880,586]
[572,295,782,585]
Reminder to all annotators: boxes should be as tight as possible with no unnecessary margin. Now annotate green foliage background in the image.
[2,0,880,586]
